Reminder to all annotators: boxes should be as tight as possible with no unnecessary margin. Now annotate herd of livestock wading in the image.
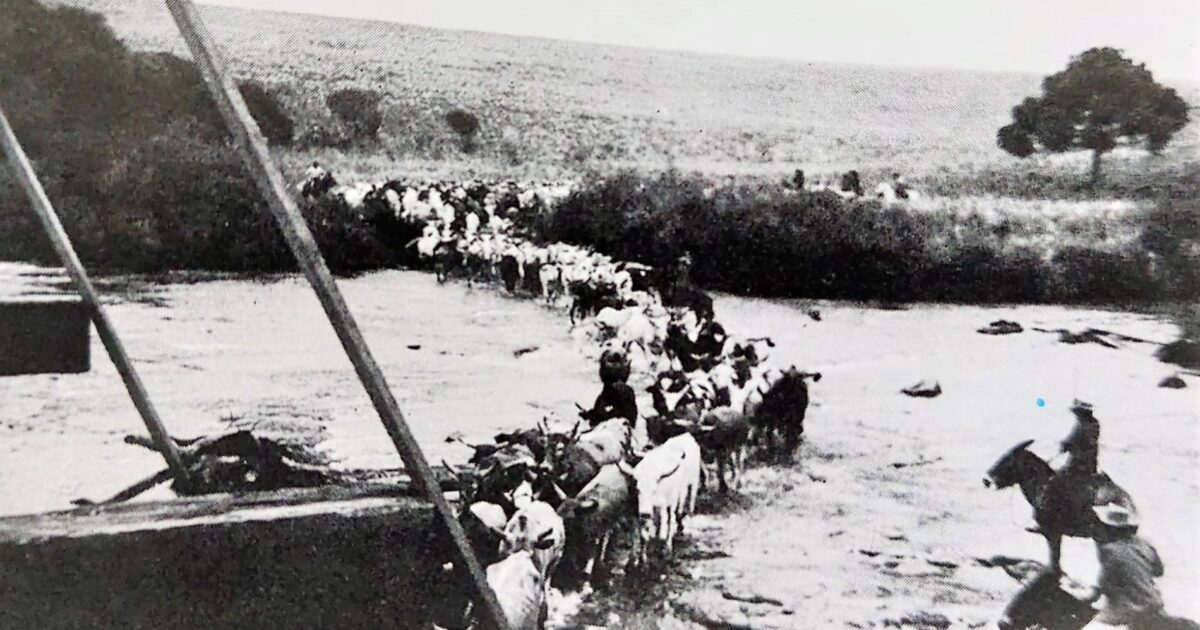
[295,166,1182,630]
[298,166,823,629]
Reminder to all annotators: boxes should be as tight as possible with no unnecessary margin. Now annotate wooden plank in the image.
[0,107,191,485]
[0,298,90,375]
[158,3,510,628]
[0,491,468,629]
[0,263,89,375]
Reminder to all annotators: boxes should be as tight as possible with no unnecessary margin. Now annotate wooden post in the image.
[159,2,510,628]
[0,107,192,487]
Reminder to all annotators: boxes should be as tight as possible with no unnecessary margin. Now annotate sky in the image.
[205,0,1200,81]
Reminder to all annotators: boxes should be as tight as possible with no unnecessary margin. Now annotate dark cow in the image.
[459,501,508,570]
[616,262,655,293]
[548,419,630,497]
[522,260,543,296]
[569,281,623,325]
[840,170,864,196]
[499,255,522,293]
[749,368,821,458]
[301,170,337,200]
[433,241,463,283]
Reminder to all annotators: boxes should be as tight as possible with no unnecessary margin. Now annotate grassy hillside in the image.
[52,0,1200,187]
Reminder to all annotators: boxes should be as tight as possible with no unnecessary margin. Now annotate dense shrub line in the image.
[0,0,381,274]
[524,170,1197,305]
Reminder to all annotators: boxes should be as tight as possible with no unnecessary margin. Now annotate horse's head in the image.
[984,439,1037,489]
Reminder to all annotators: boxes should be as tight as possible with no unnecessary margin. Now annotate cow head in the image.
[556,497,599,528]
[984,439,1036,489]
[499,512,535,558]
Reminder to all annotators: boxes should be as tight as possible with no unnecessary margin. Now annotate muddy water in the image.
[0,270,595,517]
[679,296,1200,626]
[3,273,1197,625]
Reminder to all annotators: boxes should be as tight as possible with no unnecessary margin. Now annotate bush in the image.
[445,108,481,152]
[239,81,295,147]
[0,0,381,274]
[1139,177,1200,300]
[325,88,383,142]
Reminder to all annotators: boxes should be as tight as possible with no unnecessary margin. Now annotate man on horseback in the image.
[579,350,637,428]
[1037,401,1113,570]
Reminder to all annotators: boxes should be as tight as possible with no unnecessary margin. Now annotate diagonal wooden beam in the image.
[159,2,510,628]
[0,106,192,488]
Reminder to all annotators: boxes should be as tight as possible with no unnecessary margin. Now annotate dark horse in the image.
[984,439,1136,572]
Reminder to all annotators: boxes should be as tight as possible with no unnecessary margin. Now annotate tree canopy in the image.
[997,47,1190,184]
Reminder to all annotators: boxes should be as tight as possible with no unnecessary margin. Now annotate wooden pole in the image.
[159,3,510,628]
[0,107,192,487]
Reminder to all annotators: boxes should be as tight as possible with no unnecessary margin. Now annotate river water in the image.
[2,271,1196,622]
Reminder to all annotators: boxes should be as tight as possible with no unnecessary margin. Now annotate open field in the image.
[1,273,1196,627]
[49,0,1200,188]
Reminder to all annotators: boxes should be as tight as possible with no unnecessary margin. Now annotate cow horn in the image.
[1015,438,1035,451]
[616,460,636,478]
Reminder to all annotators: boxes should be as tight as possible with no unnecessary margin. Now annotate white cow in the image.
[500,500,566,616]
[484,550,544,630]
[874,181,922,206]
[618,433,702,564]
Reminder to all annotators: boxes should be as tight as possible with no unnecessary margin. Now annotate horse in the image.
[984,439,1137,572]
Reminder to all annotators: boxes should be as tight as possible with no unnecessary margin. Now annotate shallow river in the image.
[1,271,1196,622]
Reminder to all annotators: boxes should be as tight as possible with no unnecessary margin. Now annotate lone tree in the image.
[998,47,1190,185]
[445,108,481,152]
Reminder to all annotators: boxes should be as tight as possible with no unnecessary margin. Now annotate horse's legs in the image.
[1047,532,1063,574]
[718,454,728,494]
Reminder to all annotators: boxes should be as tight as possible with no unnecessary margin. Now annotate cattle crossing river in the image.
[0,270,1196,624]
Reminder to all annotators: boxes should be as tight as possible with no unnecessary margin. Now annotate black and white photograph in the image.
[1,0,1197,628]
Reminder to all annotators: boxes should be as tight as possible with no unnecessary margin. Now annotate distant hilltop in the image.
[46,0,1200,180]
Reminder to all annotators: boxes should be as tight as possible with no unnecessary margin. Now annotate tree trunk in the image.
[1089,149,1104,188]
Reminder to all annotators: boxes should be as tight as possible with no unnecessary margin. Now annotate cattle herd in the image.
[299,166,823,629]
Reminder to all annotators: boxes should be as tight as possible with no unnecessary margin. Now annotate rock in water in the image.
[884,610,952,629]
[978,320,1023,335]
[1159,375,1187,389]
[902,380,942,398]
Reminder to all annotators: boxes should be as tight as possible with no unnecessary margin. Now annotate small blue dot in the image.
[1036,398,1046,408]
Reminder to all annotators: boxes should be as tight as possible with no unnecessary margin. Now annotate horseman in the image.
[1037,401,1117,569]
[579,350,637,428]
[891,172,910,199]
